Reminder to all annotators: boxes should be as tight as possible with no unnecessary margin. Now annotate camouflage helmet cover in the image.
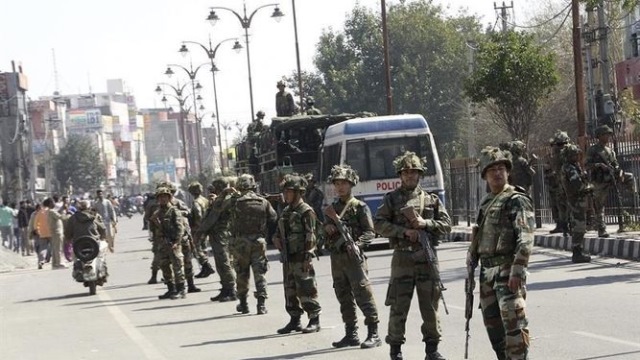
[561,144,581,160]
[393,151,426,174]
[306,96,315,104]
[595,125,614,137]
[155,187,173,197]
[276,80,286,88]
[280,173,307,192]
[237,173,257,190]
[188,181,203,193]
[509,140,526,155]
[327,164,359,186]
[155,181,177,194]
[256,110,265,117]
[210,177,230,192]
[478,146,513,178]
[552,130,570,145]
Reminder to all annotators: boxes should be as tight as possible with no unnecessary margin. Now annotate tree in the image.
[283,70,330,113]
[53,134,105,193]
[465,31,559,144]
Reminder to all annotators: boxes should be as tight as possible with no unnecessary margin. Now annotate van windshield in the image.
[345,135,437,181]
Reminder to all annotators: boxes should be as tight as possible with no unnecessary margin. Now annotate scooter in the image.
[72,236,109,295]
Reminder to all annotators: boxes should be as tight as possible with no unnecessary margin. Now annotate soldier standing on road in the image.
[467,146,533,360]
[149,187,186,300]
[548,131,572,235]
[324,165,382,349]
[374,151,451,360]
[586,125,620,238]
[230,174,277,315]
[143,192,160,284]
[273,174,322,334]
[275,80,296,117]
[561,145,593,263]
[508,141,535,193]
[197,177,238,302]
[188,182,216,279]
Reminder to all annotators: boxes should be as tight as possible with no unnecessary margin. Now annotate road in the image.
[1,215,639,360]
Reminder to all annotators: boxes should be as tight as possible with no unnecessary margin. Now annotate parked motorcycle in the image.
[72,236,108,295]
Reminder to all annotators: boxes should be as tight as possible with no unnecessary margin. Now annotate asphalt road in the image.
[1,215,639,360]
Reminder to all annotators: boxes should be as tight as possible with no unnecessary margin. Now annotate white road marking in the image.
[98,291,166,359]
[572,331,640,348]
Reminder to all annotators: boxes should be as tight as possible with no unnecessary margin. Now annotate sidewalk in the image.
[446,223,640,262]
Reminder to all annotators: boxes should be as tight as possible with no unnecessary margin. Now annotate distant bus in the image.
[319,114,445,213]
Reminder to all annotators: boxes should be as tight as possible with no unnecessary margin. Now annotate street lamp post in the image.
[155,82,191,178]
[164,63,206,174]
[206,2,284,120]
[179,37,242,172]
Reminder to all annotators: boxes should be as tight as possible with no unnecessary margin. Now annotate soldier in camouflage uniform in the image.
[374,152,450,360]
[586,125,620,238]
[273,174,322,334]
[304,96,322,115]
[231,174,278,315]
[467,147,533,360]
[561,145,592,263]
[275,80,296,117]
[149,187,186,300]
[548,131,571,234]
[324,165,381,349]
[508,141,535,193]
[143,191,160,284]
[188,182,216,279]
[197,177,238,302]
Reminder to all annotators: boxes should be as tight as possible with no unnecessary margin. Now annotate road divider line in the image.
[572,331,640,348]
[99,291,166,359]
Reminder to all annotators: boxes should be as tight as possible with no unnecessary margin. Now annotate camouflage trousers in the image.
[479,263,529,360]
[385,250,442,345]
[549,186,569,224]
[156,241,185,286]
[592,183,612,233]
[210,232,236,292]
[149,231,159,272]
[191,232,211,267]
[567,196,587,249]
[330,251,379,325]
[282,258,322,319]
[230,236,268,299]
[181,240,194,279]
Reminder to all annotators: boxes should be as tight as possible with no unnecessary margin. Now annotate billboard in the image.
[67,109,102,131]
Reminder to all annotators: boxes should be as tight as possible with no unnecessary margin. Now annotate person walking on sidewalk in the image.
[324,165,381,350]
[467,147,532,360]
[93,190,117,252]
[374,152,451,360]
[0,201,16,249]
[46,198,69,269]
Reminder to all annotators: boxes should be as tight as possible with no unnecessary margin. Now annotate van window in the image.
[321,143,341,181]
[345,140,367,181]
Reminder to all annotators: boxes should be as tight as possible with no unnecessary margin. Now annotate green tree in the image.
[283,70,330,113]
[53,134,105,193]
[465,31,559,144]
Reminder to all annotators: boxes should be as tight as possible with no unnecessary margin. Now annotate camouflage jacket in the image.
[473,185,533,278]
[373,185,451,249]
[562,162,591,200]
[149,203,185,245]
[324,196,375,253]
[275,91,295,117]
[189,195,209,232]
[550,145,567,189]
[276,200,317,257]
[232,190,277,238]
[510,156,534,189]
[586,143,619,184]
[199,189,238,237]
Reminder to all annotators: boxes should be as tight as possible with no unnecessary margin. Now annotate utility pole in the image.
[381,0,393,115]
[494,1,514,33]
[466,41,477,157]
[572,0,587,145]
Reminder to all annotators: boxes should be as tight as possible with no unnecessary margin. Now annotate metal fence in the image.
[445,134,640,228]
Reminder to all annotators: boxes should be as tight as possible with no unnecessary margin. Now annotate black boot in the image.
[236,297,250,314]
[147,269,158,284]
[277,316,302,334]
[425,340,446,360]
[256,296,267,315]
[302,316,321,333]
[549,221,564,234]
[194,262,215,278]
[332,323,360,348]
[187,276,201,293]
[572,247,591,263]
[390,344,403,360]
[361,323,382,349]
[172,282,186,299]
[158,282,176,300]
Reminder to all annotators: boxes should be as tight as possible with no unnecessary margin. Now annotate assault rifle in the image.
[464,225,479,359]
[323,205,364,263]
[401,207,448,315]
[277,217,289,266]
[593,151,625,232]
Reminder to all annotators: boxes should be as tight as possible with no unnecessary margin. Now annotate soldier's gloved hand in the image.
[410,215,429,229]
[508,275,523,293]
[404,229,420,243]
[346,243,357,258]
[272,236,283,251]
[323,224,338,236]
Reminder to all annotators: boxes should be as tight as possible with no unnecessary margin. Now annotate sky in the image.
[1,0,540,132]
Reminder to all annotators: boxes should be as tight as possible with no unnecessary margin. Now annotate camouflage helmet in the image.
[188,181,203,193]
[306,96,315,104]
[256,110,265,118]
[237,174,257,191]
[155,187,173,197]
[280,173,308,192]
[552,130,570,145]
[210,177,229,193]
[327,164,359,186]
[155,181,177,194]
[276,80,286,88]
[561,144,581,160]
[478,146,513,178]
[509,140,526,155]
[595,125,614,137]
[393,151,426,174]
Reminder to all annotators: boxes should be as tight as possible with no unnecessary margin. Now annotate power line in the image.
[498,3,572,29]
[540,7,573,46]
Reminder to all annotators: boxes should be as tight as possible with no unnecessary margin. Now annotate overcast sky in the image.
[2,0,539,130]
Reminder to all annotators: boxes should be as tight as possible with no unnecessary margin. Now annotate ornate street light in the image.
[155,82,192,178]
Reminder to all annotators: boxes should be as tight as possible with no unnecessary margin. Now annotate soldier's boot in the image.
[425,340,446,360]
[172,282,186,299]
[332,323,360,348]
[277,316,303,334]
[549,221,565,234]
[256,296,267,315]
[390,344,403,360]
[158,282,176,300]
[222,288,237,302]
[361,323,382,349]
[187,276,201,293]
[147,269,158,284]
[598,227,610,238]
[210,289,226,302]
[301,316,321,333]
[572,247,591,263]
[194,262,215,278]
[236,296,250,314]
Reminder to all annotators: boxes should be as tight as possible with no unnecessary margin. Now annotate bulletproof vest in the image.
[282,202,314,254]
[562,163,589,200]
[327,198,365,252]
[477,186,526,256]
[151,205,180,242]
[233,191,268,236]
[190,195,209,227]
[388,188,439,249]
[589,144,617,183]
